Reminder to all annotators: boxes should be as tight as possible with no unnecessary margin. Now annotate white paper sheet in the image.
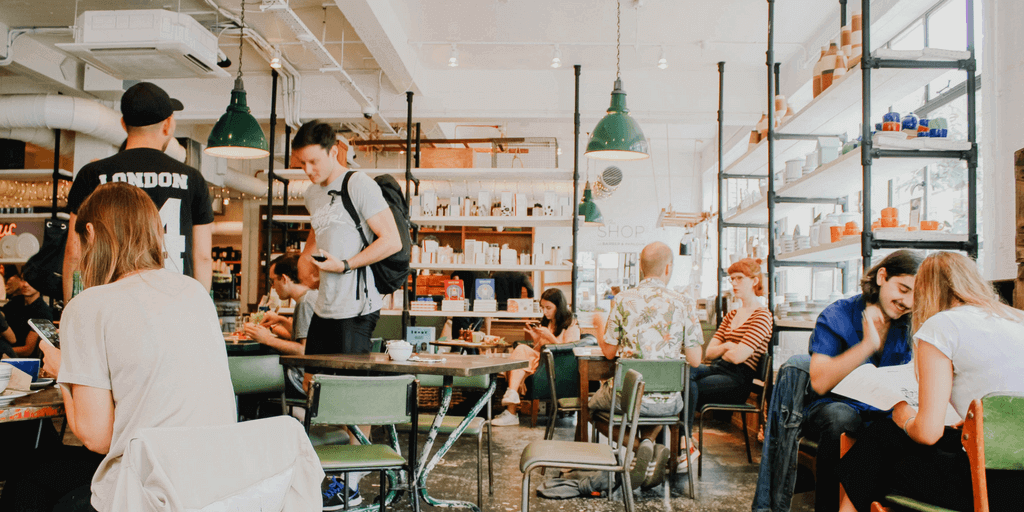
[831,363,961,425]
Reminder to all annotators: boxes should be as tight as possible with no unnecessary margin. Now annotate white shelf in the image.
[408,310,543,318]
[271,167,572,183]
[722,52,960,178]
[777,232,968,263]
[776,319,816,330]
[412,263,572,272]
[0,169,72,181]
[0,212,69,221]
[724,148,958,224]
[412,216,573,227]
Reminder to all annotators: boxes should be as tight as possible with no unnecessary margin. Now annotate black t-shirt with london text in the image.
[67,148,214,278]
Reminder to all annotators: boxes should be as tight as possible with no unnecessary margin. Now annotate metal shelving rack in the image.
[718,0,979,331]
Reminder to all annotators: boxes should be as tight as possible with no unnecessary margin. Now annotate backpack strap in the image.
[337,170,370,300]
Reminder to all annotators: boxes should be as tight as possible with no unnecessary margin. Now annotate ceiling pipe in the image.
[0,95,126,146]
[259,1,397,135]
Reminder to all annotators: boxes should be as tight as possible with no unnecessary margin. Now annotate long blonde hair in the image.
[912,252,1023,334]
[76,182,165,288]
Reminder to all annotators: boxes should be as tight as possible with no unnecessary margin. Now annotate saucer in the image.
[30,378,55,389]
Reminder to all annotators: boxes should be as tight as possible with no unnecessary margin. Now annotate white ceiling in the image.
[0,0,941,204]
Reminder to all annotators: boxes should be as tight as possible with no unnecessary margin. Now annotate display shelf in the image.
[777,232,969,263]
[271,167,572,183]
[724,148,953,223]
[722,52,960,178]
[0,212,69,221]
[411,216,572,227]
[0,169,73,181]
[775,319,815,330]
[408,310,543,318]
[412,263,572,272]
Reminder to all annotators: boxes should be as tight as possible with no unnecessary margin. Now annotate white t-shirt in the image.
[59,269,237,511]
[914,305,1024,417]
[304,171,389,319]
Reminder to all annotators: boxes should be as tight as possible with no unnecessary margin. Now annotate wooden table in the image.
[0,386,64,424]
[576,351,615,442]
[0,386,65,449]
[280,352,527,512]
[430,339,504,354]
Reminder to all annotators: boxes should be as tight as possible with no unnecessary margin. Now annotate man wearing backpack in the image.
[292,121,402,357]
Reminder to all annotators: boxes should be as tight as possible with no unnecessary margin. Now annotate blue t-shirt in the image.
[807,294,913,414]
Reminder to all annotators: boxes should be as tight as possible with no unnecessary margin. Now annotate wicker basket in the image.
[418,386,469,411]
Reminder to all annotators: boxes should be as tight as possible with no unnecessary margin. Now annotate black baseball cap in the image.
[121,82,184,127]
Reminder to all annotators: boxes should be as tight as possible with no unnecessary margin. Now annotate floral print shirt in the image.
[605,278,703,402]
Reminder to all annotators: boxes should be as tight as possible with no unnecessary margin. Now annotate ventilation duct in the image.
[0,95,126,147]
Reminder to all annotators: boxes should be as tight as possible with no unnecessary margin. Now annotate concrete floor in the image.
[1,414,818,511]
[362,413,817,512]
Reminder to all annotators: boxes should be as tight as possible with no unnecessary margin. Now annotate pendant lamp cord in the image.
[237,2,245,80]
[615,0,621,79]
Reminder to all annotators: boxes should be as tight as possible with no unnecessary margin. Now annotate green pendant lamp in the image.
[585,0,649,161]
[578,181,604,226]
[205,2,268,160]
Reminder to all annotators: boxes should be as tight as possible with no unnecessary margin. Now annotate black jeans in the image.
[801,401,886,512]
[684,361,754,432]
[0,446,103,512]
[305,311,380,355]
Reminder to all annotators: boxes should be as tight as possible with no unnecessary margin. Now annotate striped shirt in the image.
[712,308,773,371]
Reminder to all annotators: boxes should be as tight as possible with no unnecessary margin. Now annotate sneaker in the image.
[642,443,669,489]
[490,410,519,426]
[501,388,521,405]
[629,439,654,491]
[676,445,700,473]
[322,476,362,510]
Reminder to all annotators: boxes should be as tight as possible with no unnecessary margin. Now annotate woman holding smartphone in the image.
[491,288,580,426]
[1,183,237,512]
[836,252,1024,512]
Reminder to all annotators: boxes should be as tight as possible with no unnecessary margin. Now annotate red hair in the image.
[728,258,765,297]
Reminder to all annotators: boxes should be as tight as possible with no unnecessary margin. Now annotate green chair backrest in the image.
[308,374,417,427]
[371,337,384,353]
[618,369,644,425]
[981,393,1024,470]
[417,374,489,389]
[227,355,286,395]
[614,358,688,393]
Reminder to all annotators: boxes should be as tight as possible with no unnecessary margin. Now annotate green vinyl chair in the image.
[541,349,585,440]
[596,358,696,504]
[697,351,772,477]
[305,374,419,512]
[395,374,492,508]
[871,392,1024,512]
[520,369,645,512]
[227,354,288,420]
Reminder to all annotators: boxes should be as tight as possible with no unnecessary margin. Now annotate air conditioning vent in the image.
[57,9,229,80]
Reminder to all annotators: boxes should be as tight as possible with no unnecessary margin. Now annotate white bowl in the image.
[388,347,413,362]
[0,364,11,391]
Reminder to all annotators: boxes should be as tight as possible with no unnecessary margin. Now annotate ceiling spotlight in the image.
[270,45,282,69]
[551,45,562,68]
[657,46,668,70]
[448,43,459,67]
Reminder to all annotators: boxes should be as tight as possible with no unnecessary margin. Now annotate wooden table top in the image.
[281,352,528,377]
[0,386,64,424]
[431,340,503,349]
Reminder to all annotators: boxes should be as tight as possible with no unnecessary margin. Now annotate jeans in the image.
[684,362,754,432]
[751,355,811,512]
[802,400,864,512]
[305,311,380,355]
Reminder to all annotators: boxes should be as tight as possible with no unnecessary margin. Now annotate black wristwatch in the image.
[342,260,351,274]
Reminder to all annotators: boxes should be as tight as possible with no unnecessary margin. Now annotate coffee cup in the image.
[2,358,40,382]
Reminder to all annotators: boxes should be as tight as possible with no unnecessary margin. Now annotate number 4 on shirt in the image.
[159,198,186,273]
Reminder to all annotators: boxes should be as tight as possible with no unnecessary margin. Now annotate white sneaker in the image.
[676,446,700,473]
[501,389,521,405]
[491,410,519,426]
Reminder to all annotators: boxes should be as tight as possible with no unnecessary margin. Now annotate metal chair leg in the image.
[742,412,752,463]
[477,429,483,507]
[662,427,672,511]
[683,420,695,499]
[487,402,494,495]
[698,410,706,478]
[521,470,531,512]
[544,398,557,440]
[379,469,386,512]
[622,465,636,512]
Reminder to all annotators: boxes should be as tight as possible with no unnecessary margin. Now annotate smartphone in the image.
[28,318,59,349]
[311,252,327,262]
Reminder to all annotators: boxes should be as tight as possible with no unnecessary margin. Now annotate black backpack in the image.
[339,171,412,296]
[21,218,68,302]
